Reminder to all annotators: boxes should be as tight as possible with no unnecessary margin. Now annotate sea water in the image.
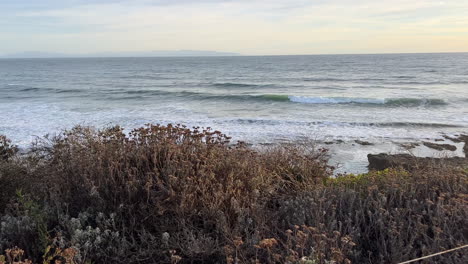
[1,53,467,172]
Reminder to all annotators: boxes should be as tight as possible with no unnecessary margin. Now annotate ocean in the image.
[1,53,467,172]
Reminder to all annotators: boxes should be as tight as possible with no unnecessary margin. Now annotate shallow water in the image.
[1,54,467,172]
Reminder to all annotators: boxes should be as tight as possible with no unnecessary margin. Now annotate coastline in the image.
[323,133,468,174]
[252,132,468,175]
[9,128,468,175]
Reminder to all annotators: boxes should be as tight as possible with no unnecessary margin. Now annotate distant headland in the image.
[0,50,241,59]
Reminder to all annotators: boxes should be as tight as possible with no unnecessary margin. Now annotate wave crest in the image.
[286,96,447,106]
[211,82,270,88]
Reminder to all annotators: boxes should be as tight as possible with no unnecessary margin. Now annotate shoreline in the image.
[8,129,468,175]
[253,133,468,175]
[322,134,468,174]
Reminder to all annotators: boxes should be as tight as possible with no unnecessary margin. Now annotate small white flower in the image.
[162,232,170,244]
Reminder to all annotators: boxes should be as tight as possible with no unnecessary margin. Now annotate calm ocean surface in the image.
[1,53,468,151]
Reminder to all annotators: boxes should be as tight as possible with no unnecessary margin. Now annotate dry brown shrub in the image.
[25,124,330,262]
[0,125,466,263]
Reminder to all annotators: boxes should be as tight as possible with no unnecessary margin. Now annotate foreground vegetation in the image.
[0,125,467,263]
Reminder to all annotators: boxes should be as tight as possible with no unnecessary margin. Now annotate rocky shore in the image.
[367,153,467,171]
[319,133,468,174]
[367,134,468,171]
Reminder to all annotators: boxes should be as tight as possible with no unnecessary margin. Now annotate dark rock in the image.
[434,139,444,142]
[368,153,411,171]
[442,134,468,156]
[324,141,334,145]
[443,135,462,143]
[399,143,420,150]
[423,142,457,151]
[368,153,467,171]
[458,134,468,155]
[355,140,374,146]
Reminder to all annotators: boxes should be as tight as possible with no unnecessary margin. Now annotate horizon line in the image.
[1,51,467,59]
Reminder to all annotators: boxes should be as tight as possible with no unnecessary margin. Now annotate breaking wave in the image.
[260,95,447,106]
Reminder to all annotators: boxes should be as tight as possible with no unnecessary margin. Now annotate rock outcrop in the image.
[355,140,374,146]
[368,153,468,171]
[460,135,468,155]
[443,134,468,155]
[422,142,457,151]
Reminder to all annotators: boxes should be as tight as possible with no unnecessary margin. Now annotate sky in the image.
[1,0,467,55]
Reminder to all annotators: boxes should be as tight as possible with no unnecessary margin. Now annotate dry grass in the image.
[0,124,467,263]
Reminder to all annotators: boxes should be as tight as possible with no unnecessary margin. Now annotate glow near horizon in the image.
[1,0,467,55]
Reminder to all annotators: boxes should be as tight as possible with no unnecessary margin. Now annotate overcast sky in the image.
[1,0,467,55]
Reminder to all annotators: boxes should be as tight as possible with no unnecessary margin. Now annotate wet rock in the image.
[423,142,457,151]
[368,153,467,171]
[355,140,374,146]
[399,143,420,150]
[458,134,468,155]
[443,135,462,143]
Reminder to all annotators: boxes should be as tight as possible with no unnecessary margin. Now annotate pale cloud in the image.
[1,0,467,55]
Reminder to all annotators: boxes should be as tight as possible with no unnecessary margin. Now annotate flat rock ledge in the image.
[368,153,468,171]
[422,141,457,151]
[444,134,468,154]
